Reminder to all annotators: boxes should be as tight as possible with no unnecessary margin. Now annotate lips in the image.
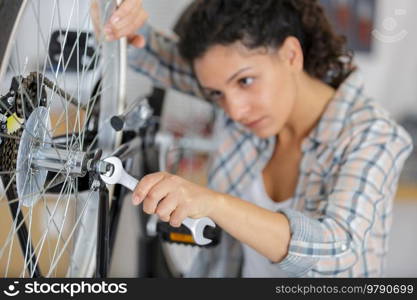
[244,117,265,129]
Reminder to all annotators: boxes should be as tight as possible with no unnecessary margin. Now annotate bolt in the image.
[105,163,114,176]
[139,100,152,121]
[95,160,114,175]
[0,114,7,123]
[86,158,114,176]
[91,179,101,190]
[65,153,76,170]
[7,97,15,106]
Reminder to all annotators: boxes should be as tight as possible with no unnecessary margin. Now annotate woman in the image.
[103,0,413,277]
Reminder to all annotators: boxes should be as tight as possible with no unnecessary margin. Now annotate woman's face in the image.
[194,41,299,139]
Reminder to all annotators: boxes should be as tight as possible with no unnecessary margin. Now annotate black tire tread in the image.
[0,0,24,72]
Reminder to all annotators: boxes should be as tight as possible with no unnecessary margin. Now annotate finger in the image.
[111,9,148,39]
[104,1,141,40]
[109,0,142,25]
[128,34,146,48]
[105,8,146,41]
[132,172,167,205]
[104,10,135,40]
[169,208,188,228]
[90,0,101,37]
[118,10,148,39]
[108,5,139,33]
[154,194,178,222]
[142,175,177,214]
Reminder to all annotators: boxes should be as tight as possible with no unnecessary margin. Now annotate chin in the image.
[253,127,277,139]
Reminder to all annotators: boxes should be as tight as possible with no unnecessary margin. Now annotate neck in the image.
[280,72,336,145]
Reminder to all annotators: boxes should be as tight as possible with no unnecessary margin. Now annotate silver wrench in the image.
[99,156,215,246]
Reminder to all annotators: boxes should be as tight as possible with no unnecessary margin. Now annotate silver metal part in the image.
[7,96,15,106]
[31,147,87,177]
[95,160,114,176]
[86,158,115,176]
[16,107,101,207]
[146,215,158,237]
[110,97,153,132]
[134,98,153,127]
[16,106,51,207]
[91,179,101,191]
[0,113,7,123]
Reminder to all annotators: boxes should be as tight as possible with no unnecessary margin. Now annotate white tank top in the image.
[241,173,292,278]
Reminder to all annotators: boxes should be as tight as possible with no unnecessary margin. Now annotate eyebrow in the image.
[201,66,252,91]
[226,67,252,84]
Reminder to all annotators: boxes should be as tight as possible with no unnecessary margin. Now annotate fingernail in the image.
[172,222,180,228]
[111,16,120,24]
[104,26,112,34]
[105,33,114,41]
[133,195,140,204]
[137,39,146,48]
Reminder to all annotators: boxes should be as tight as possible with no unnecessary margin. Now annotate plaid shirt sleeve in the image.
[274,119,413,277]
[127,23,204,98]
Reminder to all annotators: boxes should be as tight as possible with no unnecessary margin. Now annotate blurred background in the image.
[111,0,417,277]
[1,0,416,278]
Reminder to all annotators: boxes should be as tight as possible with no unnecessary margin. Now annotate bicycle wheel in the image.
[0,0,126,277]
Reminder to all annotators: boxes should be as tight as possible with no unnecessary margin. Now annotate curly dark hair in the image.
[177,0,354,88]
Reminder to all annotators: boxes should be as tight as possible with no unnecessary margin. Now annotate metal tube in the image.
[31,147,87,176]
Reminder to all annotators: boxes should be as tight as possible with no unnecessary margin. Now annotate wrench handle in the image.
[120,171,215,245]
[122,173,139,191]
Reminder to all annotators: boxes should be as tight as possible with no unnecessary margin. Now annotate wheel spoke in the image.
[1,0,123,278]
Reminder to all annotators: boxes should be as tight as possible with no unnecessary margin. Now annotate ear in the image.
[278,36,304,72]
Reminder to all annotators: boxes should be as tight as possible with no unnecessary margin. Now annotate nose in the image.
[224,96,250,123]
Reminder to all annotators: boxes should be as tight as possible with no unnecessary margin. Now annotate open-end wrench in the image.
[99,156,216,246]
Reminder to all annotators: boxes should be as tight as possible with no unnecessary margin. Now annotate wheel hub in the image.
[16,106,51,207]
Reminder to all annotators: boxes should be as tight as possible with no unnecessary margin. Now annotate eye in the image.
[207,90,223,103]
[238,77,255,87]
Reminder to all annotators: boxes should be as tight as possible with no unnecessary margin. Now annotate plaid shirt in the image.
[128,24,413,277]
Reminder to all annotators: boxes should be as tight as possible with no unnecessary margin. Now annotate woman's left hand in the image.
[132,172,220,227]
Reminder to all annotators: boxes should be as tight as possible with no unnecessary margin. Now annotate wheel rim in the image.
[0,0,126,277]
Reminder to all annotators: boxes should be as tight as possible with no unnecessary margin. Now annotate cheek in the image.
[273,96,295,127]
[264,76,297,128]
[261,76,295,114]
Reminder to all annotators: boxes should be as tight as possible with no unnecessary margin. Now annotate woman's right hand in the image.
[101,0,149,48]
